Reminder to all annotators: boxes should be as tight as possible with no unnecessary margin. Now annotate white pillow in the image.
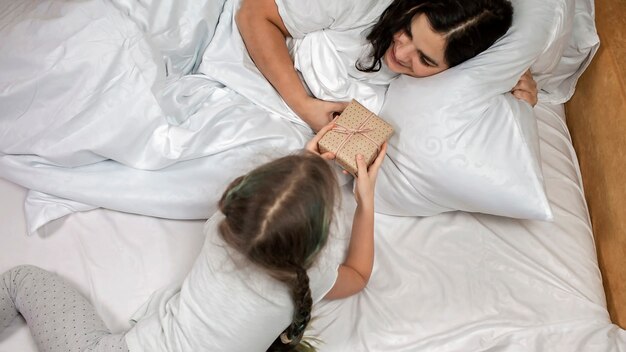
[376,82,550,219]
[537,0,600,104]
[374,0,578,220]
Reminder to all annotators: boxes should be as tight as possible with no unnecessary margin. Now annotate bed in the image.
[1,0,625,351]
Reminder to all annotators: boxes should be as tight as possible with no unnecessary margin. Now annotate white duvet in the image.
[0,0,393,232]
[0,0,301,231]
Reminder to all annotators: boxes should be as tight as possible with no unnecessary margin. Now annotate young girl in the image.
[0,123,387,352]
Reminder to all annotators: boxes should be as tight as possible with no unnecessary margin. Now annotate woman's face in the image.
[384,14,449,78]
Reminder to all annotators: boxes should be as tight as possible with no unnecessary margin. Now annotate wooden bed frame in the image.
[565,0,626,328]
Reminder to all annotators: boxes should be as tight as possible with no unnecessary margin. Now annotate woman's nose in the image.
[395,35,416,65]
[395,40,415,65]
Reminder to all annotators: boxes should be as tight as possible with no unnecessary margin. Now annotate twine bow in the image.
[332,112,381,162]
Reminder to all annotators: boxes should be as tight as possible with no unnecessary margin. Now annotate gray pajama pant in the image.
[0,265,129,352]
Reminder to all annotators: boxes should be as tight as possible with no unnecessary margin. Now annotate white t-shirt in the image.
[125,198,354,352]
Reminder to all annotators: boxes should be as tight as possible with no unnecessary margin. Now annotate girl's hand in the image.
[354,142,387,209]
[295,97,349,132]
[512,69,538,107]
[305,122,336,160]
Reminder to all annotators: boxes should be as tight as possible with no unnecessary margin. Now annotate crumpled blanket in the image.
[0,0,379,233]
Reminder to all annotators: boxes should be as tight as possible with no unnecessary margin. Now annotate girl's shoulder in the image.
[200,209,351,303]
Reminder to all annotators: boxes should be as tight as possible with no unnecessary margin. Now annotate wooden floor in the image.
[565,0,626,328]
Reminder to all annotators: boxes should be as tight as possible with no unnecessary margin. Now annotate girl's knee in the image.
[2,265,49,287]
[10,264,47,277]
[14,264,42,271]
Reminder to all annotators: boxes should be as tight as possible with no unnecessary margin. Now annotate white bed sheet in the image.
[1,103,625,351]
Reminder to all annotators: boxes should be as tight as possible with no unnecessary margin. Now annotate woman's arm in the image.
[236,0,347,131]
[325,144,387,300]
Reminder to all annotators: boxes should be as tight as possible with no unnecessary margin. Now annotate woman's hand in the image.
[305,122,336,160]
[295,97,349,132]
[512,70,538,107]
[354,142,387,209]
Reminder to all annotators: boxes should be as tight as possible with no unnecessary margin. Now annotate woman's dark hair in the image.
[218,152,338,352]
[358,0,514,72]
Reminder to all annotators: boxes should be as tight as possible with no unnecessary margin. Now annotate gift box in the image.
[318,99,394,175]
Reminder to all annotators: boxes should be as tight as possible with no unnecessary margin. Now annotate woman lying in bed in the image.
[237,0,538,131]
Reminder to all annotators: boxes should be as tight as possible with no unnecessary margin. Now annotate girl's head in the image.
[359,0,514,77]
[218,152,338,351]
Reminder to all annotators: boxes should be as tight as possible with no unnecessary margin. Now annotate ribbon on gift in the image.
[331,112,381,162]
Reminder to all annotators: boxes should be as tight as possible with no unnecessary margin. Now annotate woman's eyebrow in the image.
[407,22,440,67]
[418,50,439,67]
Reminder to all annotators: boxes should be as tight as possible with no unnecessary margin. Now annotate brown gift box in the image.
[318,100,394,175]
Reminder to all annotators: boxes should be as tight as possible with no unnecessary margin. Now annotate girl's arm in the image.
[324,144,387,300]
[236,0,347,131]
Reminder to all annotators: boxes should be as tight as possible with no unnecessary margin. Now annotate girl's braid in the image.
[269,265,313,351]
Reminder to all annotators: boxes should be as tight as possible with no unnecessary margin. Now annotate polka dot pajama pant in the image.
[0,265,129,352]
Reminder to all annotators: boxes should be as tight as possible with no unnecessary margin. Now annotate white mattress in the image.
[1,103,625,351]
